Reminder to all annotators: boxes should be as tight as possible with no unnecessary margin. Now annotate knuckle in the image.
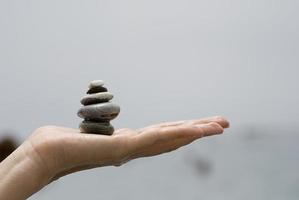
[210,122,224,132]
[214,115,224,120]
[190,126,201,136]
[210,122,219,126]
[214,116,225,122]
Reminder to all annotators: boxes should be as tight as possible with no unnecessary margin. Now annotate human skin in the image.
[0,116,229,200]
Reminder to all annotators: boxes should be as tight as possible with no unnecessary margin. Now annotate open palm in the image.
[24,116,229,184]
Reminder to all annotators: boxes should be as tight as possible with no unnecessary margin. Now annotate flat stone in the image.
[89,80,105,89]
[77,102,120,121]
[79,121,114,135]
[87,86,108,94]
[81,92,113,105]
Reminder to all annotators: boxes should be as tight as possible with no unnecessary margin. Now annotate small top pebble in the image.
[88,80,105,89]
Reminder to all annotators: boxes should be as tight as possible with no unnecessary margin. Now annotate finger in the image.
[131,122,224,159]
[160,122,224,140]
[196,122,224,137]
[134,122,224,152]
[191,116,230,128]
[134,126,194,149]
[141,116,229,131]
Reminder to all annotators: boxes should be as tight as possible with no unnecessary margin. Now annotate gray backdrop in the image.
[0,0,298,199]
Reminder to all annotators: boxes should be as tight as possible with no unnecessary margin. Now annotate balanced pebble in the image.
[87,86,108,94]
[81,92,113,105]
[88,80,105,89]
[79,120,114,135]
[78,102,120,121]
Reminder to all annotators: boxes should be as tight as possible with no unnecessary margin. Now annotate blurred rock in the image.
[185,153,214,178]
[0,136,18,162]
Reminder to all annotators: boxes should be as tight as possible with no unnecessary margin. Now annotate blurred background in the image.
[0,0,298,199]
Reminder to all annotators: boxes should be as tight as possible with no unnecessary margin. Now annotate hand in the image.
[27,116,229,181]
[0,116,229,200]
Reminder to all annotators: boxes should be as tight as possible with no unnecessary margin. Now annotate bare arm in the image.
[0,116,229,200]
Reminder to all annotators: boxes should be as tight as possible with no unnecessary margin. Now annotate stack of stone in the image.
[77,80,120,135]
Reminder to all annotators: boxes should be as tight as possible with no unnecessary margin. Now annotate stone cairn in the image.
[77,80,120,135]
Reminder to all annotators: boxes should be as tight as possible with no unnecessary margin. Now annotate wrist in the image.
[0,142,51,200]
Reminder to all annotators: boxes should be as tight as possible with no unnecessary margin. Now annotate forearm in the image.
[0,142,49,200]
